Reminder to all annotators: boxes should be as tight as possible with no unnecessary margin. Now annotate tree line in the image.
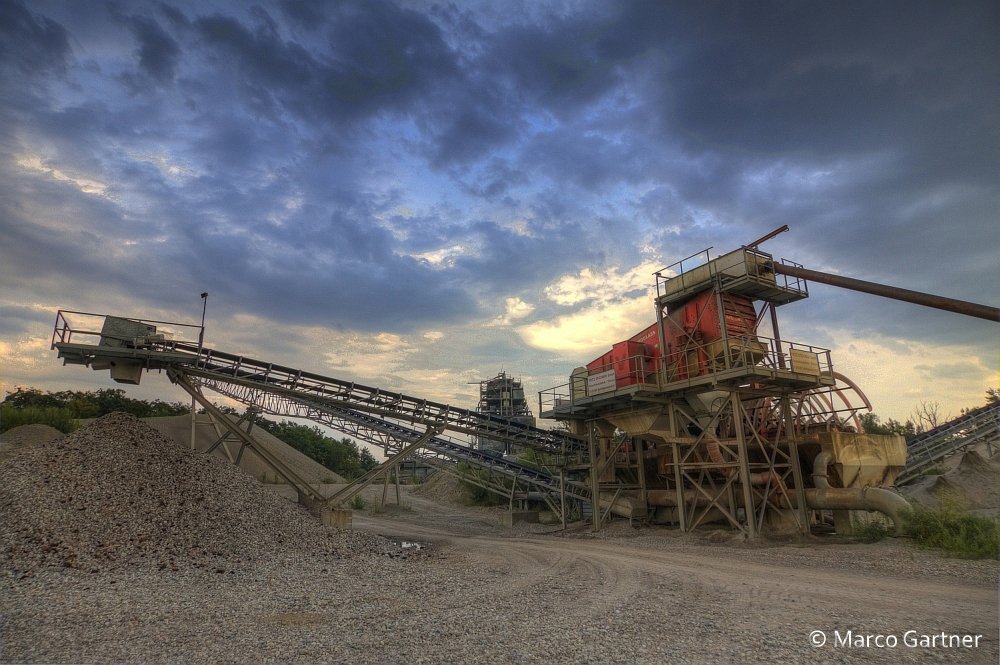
[1,387,378,480]
[858,388,998,437]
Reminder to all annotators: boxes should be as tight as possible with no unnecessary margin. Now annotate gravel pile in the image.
[0,423,66,447]
[0,412,400,577]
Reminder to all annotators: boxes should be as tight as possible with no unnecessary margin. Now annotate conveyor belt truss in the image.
[168,342,585,456]
[51,311,591,515]
[897,401,999,485]
[191,370,594,507]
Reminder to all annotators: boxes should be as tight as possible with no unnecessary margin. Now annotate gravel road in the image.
[1,415,997,664]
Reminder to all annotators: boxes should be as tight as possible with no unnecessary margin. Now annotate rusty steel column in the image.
[774,263,1000,322]
[730,391,758,539]
[782,394,810,534]
[588,424,601,532]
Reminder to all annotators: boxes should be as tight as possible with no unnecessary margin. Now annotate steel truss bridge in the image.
[51,311,601,523]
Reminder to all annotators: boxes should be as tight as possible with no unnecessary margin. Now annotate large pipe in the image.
[647,450,912,536]
[807,450,909,535]
[773,263,1000,322]
[811,451,832,489]
[804,487,909,537]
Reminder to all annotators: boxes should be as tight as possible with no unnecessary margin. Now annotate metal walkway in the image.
[51,311,590,515]
[896,401,1000,485]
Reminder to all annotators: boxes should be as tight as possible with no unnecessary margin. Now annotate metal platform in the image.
[655,247,808,308]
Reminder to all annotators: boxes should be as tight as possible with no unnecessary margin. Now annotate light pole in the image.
[198,292,209,354]
[192,291,208,450]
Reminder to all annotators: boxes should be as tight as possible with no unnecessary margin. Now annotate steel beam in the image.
[324,425,443,507]
[774,263,1000,322]
[171,371,325,502]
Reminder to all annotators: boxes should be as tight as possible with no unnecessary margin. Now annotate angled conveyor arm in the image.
[168,342,585,455]
[199,377,594,504]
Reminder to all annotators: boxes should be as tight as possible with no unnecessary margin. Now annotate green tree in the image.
[2,387,189,418]
[858,412,915,438]
[256,419,379,480]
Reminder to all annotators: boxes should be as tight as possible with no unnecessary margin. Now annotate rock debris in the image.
[0,412,399,578]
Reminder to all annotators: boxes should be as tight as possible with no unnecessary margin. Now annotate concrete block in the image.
[501,510,539,527]
[322,509,352,529]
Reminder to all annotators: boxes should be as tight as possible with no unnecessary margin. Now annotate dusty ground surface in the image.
[1,417,997,664]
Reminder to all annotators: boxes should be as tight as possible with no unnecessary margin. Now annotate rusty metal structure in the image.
[48,231,998,536]
[538,237,997,536]
[474,371,536,456]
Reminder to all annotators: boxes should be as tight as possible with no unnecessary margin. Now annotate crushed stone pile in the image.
[0,424,65,453]
[0,413,400,577]
[413,469,468,505]
[901,449,1000,516]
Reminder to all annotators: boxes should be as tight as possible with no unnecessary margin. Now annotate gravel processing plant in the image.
[2,237,998,663]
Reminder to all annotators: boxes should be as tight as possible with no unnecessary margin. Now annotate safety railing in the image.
[540,334,833,413]
[653,248,712,300]
[51,309,202,352]
[654,247,809,303]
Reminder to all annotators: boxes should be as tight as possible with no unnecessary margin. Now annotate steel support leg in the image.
[783,395,810,534]
[171,371,325,502]
[731,391,758,539]
[324,425,442,507]
[589,425,601,532]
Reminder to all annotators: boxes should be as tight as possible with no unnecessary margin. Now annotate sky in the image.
[1,0,998,433]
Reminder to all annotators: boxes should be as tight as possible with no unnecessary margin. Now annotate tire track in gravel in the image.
[502,536,994,634]
[356,512,996,662]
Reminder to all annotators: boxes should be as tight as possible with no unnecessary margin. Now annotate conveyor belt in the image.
[164,341,585,455]
[199,379,593,504]
[896,401,999,485]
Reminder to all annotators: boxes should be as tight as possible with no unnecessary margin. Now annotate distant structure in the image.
[474,371,536,455]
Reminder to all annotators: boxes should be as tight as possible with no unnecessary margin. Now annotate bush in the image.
[0,404,77,434]
[457,463,507,506]
[854,518,892,543]
[350,495,367,510]
[903,498,999,560]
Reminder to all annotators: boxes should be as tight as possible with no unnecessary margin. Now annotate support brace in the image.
[324,424,443,507]
[170,369,326,503]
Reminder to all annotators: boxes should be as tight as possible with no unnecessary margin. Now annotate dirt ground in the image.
[331,480,1000,663]
[1,421,997,663]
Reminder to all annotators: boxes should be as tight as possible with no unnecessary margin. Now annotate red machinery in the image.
[587,290,761,389]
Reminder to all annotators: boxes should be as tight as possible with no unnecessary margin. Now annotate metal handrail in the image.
[540,334,834,413]
[50,309,202,350]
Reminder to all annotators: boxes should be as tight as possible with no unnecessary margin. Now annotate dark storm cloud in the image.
[0,305,53,336]
[127,15,180,83]
[426,98,517,167]
[523,128,646,191]
[193,1,456,126]
[0,1,71,78]
[611,2,998,158]
[480,6,640,116]
[452,219,601,295]
[2,0,997,366]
